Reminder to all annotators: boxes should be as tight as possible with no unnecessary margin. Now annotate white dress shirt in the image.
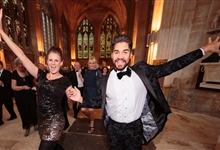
[0,68,3,77]
[0,69,4,87]
[106,67,147,123]
[76,71,84,88]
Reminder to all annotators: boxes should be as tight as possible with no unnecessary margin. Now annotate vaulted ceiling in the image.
[49,0,128,32]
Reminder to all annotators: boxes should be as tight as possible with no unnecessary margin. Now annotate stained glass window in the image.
[3,0,14,41]
[100,15,119,58]
[77,18,94,59]
[41,2,54,54]
[2,0,28,47]
[42,12,47,52]
[13,0,23,46]
[20,0,28,46]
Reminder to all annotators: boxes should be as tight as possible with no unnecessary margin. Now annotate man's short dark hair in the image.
[111,34,133,51]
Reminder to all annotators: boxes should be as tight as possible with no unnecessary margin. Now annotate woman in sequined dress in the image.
[0,9,82,150]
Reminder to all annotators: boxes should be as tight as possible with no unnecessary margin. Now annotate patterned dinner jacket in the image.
[83,49,204,144]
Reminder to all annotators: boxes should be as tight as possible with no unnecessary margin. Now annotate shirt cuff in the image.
[199,48,205,55]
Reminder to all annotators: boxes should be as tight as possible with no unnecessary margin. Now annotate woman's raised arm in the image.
[0,9,38,78]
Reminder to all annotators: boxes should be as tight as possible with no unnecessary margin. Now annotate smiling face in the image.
[14,58,26,72]
[88,60,96,70]
[111,42,133,71]
[74,62,81,71]
[47,52,63,74]
[17,62,26,72]
[87,56,97,70]
[103,67,108,73]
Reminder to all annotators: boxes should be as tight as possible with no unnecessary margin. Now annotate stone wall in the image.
[159,0,220,118]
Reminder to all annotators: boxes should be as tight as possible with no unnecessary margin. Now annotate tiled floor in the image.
[0,101,220,150]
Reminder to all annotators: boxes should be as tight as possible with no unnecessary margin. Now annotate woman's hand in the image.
[31,86,36,91]
[23,85,31,90]
[67,86,83,103]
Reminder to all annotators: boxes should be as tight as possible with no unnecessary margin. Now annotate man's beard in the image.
[113,58,130,71]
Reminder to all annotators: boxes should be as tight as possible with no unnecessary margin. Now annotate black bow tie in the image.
[117,68,131,80]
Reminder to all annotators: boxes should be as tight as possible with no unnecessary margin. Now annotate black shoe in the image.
[7,116,17,121]
[24,128,30,137]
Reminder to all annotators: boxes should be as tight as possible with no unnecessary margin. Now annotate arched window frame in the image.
[2,0,29,48]
[77,18,94,59]
[100,15,119,58]
[41,1,54,54]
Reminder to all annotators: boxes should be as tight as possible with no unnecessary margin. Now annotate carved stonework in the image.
[199,62,220,90]
[207,9,220,34]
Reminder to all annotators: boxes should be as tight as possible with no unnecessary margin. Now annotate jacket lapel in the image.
[101,74,109,118]
[131,67,157,100]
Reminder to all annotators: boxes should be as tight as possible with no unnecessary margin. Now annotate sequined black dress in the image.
[37,69,71,141]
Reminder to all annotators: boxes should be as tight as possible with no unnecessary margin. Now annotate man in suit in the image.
[81,34,220,149]
[0,61,17,125]
[60,65,78,129]
[73,61,84,118]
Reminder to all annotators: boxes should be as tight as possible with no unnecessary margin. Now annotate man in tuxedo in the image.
[81,34,220,149]
[0,61,17,125]
[73,61,84,118]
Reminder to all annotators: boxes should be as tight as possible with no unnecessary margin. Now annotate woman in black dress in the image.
[11,58,38,137]
[0,9,82,150]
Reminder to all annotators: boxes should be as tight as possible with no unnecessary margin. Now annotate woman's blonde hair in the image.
[88,56,99,69]
[88,56,97,64]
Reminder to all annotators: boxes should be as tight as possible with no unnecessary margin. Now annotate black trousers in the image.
[105,117,143,150]
[0,98,17,122]
[72,87,83,117]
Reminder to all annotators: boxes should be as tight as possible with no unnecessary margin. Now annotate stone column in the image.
[58,23,63,50]
[132,0,152,64]
[70,33,76,62]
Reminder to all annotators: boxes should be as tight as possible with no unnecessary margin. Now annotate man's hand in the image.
[201,37,220,54]
[0,80,3,86]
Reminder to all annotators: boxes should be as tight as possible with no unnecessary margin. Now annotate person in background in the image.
[73,61,84,118]
[0,9,82,150]
[81,64,86,73]
[100,60,107,70]
[60,64,78,130]
[79,34,220,149]
[80,56,102,134]
[69,64,74,71]
[11,58,38,137]
[101,66,109,76]
[0,60,17,126]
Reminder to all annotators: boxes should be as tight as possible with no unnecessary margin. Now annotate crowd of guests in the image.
[0,58,111,136]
